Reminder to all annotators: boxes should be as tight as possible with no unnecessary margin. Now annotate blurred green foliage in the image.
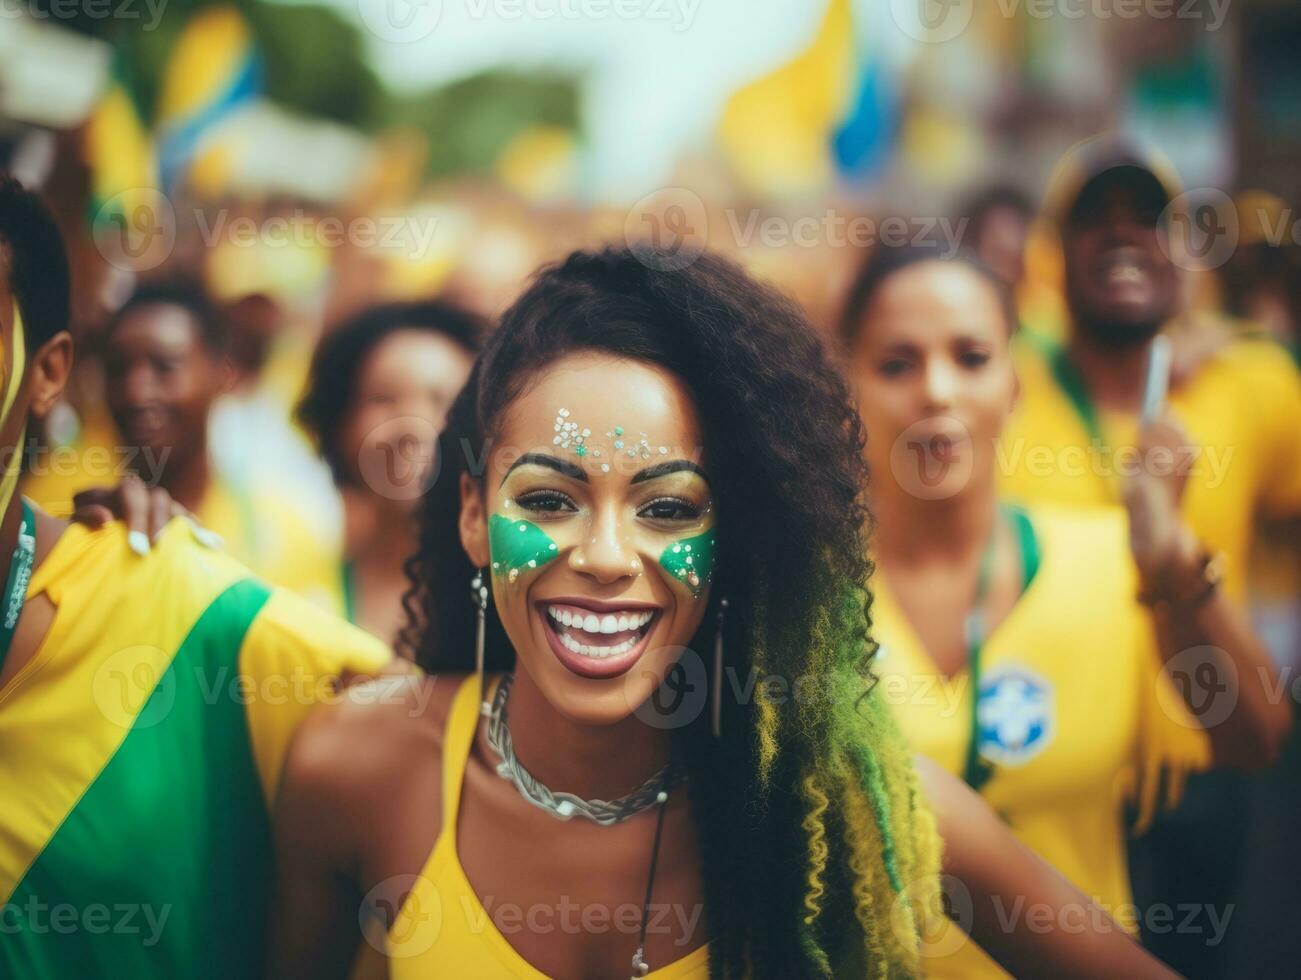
[35,0,579,178]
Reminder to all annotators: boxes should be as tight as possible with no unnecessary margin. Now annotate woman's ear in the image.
[27,331,73,419]
[459,471,490,568]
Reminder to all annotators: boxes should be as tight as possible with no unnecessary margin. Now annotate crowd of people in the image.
[0,129,1298,980]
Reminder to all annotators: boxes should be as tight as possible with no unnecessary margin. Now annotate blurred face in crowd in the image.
[973,204,1030,288]
[1062,169,1178,347]
[459,352,715,727]
[104,302,225,476]
[339,328,474,504]
[849,260,1017,502]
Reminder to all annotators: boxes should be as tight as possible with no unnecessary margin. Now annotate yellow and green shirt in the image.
[999,336,1301,602]
[874,504,1210,979]
[0,517,390,979]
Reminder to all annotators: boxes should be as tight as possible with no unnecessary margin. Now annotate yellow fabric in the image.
[388,674,711,979]
[999,338,1301,601]
[239,586,390,804]
[874,505,1209,979]
[195,476,343,614]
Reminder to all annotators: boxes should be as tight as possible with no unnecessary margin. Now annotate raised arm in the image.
[1125,416,1292,769]
[914,756,1179,979]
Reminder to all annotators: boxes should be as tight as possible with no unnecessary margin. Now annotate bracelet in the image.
[1137,550,1225,608]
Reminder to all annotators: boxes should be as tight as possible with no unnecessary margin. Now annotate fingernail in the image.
[128,531,151,557]
[188,521,224,551]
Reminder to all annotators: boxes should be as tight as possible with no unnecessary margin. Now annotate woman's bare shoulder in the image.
[277,671,472,822]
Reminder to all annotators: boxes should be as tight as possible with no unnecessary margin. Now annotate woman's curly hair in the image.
[402,246,942,978]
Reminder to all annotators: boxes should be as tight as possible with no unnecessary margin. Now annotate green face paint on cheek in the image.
[659,529,715,598]
[488,513,559,584]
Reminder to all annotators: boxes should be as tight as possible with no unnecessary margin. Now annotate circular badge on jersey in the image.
[976,664,1054,766]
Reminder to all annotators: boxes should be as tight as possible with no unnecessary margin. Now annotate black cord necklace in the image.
[480,674,678,978]
[630,787,671,978]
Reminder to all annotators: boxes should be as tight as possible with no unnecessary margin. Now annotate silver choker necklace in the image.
[482,672,685,826]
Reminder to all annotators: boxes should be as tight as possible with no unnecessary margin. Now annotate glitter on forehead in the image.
[552,409,669,462]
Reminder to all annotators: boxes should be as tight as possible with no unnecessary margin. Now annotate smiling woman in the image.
[267,246,1180,980]
[386,247,940,977]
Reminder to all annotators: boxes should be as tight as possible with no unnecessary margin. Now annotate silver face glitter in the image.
[550,409,669,464]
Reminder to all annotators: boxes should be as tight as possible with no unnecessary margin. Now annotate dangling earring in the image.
[711,597,728,739]
[471,569,488,680]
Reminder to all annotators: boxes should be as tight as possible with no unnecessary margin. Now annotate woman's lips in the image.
[915,431,970,462]
[536,601,661,679]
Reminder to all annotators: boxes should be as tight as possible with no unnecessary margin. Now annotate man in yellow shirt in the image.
[0,174,395,978]
[1000,136,1301,976]
[1000,138,1301,600]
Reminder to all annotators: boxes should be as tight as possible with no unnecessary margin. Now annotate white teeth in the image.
[557,630,639,659]
[545,606,656,639]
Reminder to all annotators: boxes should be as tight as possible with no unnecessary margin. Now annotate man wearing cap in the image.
[999,136,1301,977]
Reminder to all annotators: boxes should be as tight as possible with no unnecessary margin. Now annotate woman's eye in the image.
[879,359,911,377]
[515,490,578,514]
[639,497,700,522]
[958,349,991,368]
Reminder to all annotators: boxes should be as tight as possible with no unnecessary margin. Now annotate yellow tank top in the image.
[387,675,712,978]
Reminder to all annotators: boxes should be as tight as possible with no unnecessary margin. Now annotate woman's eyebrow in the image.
[501,452,588,486]
[630,459,710,486]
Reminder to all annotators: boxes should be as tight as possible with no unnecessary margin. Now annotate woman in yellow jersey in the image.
[839,242,1292,977]
[296,300,481,644]
[268,247,1178,979]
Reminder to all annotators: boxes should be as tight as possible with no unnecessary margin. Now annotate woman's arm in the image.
[915,756,1179,979]
[266,702,372,980]
[266,673,449,980]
